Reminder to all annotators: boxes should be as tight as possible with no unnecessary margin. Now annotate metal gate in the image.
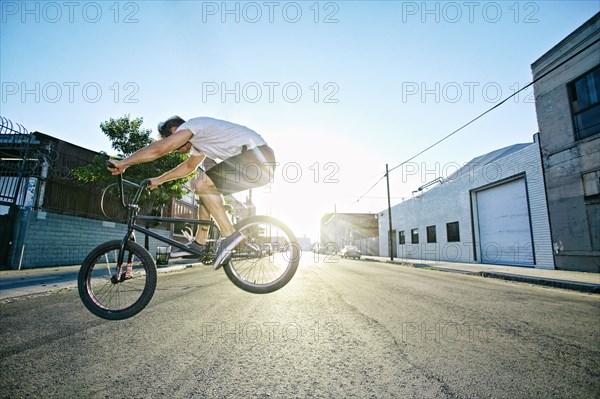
[0,116,35,266]
[476,178,535,266]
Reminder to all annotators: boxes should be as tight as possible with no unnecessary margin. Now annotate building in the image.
[531,13,600,272]
[379,137,555,269]
[321,212,379,255]
[296,235,312,251]
[0,124,177,268]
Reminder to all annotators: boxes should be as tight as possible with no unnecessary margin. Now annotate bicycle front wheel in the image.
[78,240,157,320]
[224,216,300,294]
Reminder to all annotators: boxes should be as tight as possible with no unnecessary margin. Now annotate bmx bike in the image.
[78,162,300,320]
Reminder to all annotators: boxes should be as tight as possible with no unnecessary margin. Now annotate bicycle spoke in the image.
[86,251,149,312]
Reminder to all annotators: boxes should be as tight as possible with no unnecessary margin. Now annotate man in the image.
[107,116,276,269]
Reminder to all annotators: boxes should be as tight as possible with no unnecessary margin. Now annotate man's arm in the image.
[148,154,205,190]
[109,129,194,174]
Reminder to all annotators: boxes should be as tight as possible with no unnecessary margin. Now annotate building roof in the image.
[445,142,532,182]
[381,140,538,214]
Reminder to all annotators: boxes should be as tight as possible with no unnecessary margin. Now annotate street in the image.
[1,255,599,398]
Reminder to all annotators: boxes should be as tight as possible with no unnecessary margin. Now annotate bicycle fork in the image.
[113,207,138,283]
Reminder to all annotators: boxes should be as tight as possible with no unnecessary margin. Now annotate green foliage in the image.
[73,115,193,212]
[101,116,153,157]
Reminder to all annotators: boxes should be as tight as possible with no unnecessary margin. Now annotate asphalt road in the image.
[1,255,599,398]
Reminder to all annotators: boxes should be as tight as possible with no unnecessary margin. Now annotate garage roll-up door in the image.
[476,178,534,266]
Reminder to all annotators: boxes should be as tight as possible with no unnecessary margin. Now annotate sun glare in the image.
[237,130,383,244]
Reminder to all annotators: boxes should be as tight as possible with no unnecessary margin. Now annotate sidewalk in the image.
[363,256,600,294]
[0,259,203,301]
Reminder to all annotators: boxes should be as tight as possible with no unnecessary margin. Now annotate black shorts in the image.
[202,145,276,195]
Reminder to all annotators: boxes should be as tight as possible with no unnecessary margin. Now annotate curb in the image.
[478,271,600,294]
[0,261,203,302]
[371,259,600,294]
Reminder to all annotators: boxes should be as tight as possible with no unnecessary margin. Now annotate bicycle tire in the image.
[78,240,157,320]
[223,216,300,294]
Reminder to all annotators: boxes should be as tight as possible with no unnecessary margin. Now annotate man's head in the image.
[157,115,186,138]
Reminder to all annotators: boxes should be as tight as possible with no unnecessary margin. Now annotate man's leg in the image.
[192,171,249,269]
[195,146,276,268]
[191,173,235,238]
[172,174,235,259]
[194,202,211,244]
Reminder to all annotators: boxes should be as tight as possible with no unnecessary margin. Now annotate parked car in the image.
[340,245,361,259]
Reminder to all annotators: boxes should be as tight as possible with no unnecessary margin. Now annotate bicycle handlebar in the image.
[105,160,151,209]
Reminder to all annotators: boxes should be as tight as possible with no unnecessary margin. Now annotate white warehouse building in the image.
[379,135,555,269]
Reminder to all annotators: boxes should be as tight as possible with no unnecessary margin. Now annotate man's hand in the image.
[148,178,162,190]
[107,160,127,175]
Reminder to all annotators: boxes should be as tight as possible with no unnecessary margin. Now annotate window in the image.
[399,230,406,245]
[569,67,600,140]
[426,225,437,243]
[582,170,600,200]
[446,222,460,242]
[411,228,419,244]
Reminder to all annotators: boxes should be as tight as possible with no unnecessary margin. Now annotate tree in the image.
[73,114,192,215]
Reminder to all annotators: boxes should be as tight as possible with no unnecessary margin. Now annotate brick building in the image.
[531,13,600,272]
[379,137,554,269]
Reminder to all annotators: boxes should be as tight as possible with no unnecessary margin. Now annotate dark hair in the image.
[157,115,186,138]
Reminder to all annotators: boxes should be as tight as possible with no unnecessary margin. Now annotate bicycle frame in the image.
[112,172,218,264]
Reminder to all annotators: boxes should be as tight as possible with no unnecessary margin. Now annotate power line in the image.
[354,36,600,204]
[354,173,387,203]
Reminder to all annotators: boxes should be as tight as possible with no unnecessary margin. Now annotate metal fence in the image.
[0,116,35,209]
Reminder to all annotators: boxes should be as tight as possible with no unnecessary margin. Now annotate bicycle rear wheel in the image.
[224,216,300,294]
[78,240,157,320]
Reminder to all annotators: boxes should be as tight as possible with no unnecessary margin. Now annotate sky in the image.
[1,0,599,241]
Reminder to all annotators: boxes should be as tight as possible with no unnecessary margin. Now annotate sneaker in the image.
[213,231,246,270]
[171,240,206,258]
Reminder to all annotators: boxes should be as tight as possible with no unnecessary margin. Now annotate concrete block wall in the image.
[12,211,170,269]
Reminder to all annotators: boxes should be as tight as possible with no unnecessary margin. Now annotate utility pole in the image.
[386,164,394,261]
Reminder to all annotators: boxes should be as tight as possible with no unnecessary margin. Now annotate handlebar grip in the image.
[106,160,117,169]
